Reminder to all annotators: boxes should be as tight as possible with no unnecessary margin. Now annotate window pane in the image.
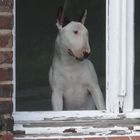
[134,0,140,108]
[16,0,106,111]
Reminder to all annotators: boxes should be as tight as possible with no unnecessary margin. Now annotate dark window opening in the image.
[16,0,106,111]
[134,0,140,108]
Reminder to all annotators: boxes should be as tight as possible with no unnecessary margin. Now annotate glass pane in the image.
[134,0,140,108]
[16,0,106,111]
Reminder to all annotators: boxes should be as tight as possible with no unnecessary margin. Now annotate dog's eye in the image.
[73,30,78,34]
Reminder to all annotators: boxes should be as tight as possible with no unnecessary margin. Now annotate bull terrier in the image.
[49,7,105,110]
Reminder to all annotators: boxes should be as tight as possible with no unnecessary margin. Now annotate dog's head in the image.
[56,7,91,61]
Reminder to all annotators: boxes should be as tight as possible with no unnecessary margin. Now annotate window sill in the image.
[13,110,140,138]
[14,118,140,138]
[13,135,140,140]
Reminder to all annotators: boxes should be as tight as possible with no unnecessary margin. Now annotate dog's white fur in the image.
[49,9,105,110]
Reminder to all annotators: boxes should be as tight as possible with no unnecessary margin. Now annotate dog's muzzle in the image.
[68,49,90,61]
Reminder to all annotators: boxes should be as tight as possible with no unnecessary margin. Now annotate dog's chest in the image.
[63,73,93,110]
[62,69,89,99]
[62,66,86,87]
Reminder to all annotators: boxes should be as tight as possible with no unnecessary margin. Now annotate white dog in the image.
[49,7,105,110]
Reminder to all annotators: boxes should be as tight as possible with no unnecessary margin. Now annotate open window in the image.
[15,0,106,111]
[134,0,140,109]
[13,0,140,136]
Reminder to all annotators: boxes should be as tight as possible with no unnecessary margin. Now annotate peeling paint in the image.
[63,128,77,133]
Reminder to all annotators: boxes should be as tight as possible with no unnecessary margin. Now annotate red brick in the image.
[0,0,13,12]
[61,139,82,140]
[85,138,106,140]
[1,133,13,140]
[0,68,12,81]
[0,15,13,29]
[0,52,13,64]
[0,32,13,48]
[131,136,140,140]
[108,136,130,140]
[0,101,13,114]
[37,139,58,140]
[0,85,13,97]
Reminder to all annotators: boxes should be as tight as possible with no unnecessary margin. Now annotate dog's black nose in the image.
[83,52,90,58]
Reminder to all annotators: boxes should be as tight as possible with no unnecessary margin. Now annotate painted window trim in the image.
[106,0,134,113]
[13,0,137,126]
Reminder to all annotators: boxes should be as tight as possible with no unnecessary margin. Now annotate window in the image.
[15,0,106,111]
[134,0,140,109]
[14,0,140,135]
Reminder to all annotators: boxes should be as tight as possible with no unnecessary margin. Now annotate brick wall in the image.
[0,0,14,139]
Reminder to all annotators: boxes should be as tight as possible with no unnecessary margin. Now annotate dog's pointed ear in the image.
[79,9,87,24]
[56,6,64,30]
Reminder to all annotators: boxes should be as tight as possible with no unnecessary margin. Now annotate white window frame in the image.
[13,0,140,135]
[106,0,134,113]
